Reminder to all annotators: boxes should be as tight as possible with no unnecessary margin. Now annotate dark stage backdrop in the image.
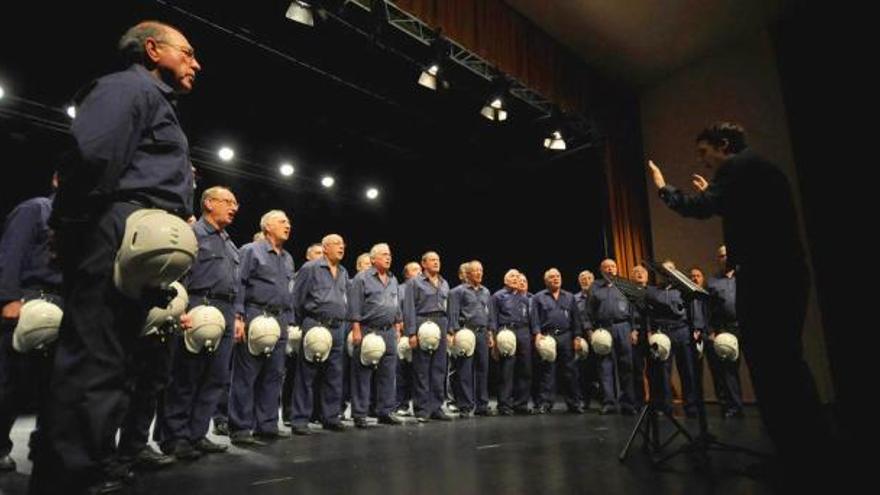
[1,1,617,293]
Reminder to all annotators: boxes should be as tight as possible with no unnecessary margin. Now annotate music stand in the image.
[619,261,768,468]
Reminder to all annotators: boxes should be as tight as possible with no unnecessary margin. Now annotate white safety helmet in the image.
[536,335,557,362]
[495,328,517,357]
[396,336,413,363]
[359,332,387,366]
[303,326,333,363]
[143,282,188,336]
[574,336,590,360]
[452,328,476,357]
[247,315,281,356]
[286,325,302,356]
[649,333,672,362]
[184,305,225,354]
[12,299,63,353]
[590,328,613,356]
[714,332,740,361]
[417,321,442,352]
[113,209,198,299]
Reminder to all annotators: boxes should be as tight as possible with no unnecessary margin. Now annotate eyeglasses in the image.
[210,197,239,207]
[155,40,196,60]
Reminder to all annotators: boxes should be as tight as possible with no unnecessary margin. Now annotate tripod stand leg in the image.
[619,404,652,462]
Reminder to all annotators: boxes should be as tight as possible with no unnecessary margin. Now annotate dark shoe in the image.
[0,454,16,472]
[377,414,403,425]
[599,404,617,415]
[195,436,230,453]
[474,408,494,417]
[283,419,292,427]
[537,404,553,415]
[125,446,175,470]
[255,430,291,440]
[498,408,514,417]
[513,407,533,416]
[323,421,347,432]
[85,479,124,495]
[230,432,265,447]
[445,402,460,413]
[163,439,202,460]
[354,417,370,428]
[457,409,474,418]
[430,411,454,421]
[567,405,586,414]
[292,425,312,436]
[394,406,412,417]
[213,421,230,436]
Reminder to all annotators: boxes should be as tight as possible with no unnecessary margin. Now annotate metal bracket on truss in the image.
[349,0,589,131]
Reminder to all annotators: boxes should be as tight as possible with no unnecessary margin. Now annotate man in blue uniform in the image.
[157,186,241,458]
[290,234,349,435]
[348,243,403,427]
[402,252,453,422]
[644,261,698,417]
[705,246,744,418]
[0,175,62,473]
[490,269,532,416]
[530,268,584,414]
[448,261,494,417]
[394,262,420,416]
[628,265,650,411]
[30,21,200,493]
[589,259,637,415]
[574,270,601,410]
[228,211,294,445]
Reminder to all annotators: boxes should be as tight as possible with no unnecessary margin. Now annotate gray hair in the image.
[369,243,390,259]
[201,186,231,209]
[253,232,265,242]
[259,210,288,232]
[118,21,174,64]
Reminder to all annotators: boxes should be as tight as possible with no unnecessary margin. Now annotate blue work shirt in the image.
[589,279,632,329]
[0,197,62,302]
[292,257,349,324]
[348,267,401,329]
[530,289,583,336]
[574,290,593,330]
[689,298,709,331]
[402,273,449,336]
[60,64,193,219]
[489,287,530,330]
[645,285,688,330]
[234,239,295,323]
[186,217,239,298]
[448,283,491,331]
[707,275,737,328]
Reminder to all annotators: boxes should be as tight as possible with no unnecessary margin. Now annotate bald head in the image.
[600,259,618,277]
[321,234,345,264]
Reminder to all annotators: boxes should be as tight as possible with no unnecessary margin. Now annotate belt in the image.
[190,290,235,303]
[363,325,394,333]
[247,302,283,316]
[419,311,446,318]
[541,328,571,336]
[306,315,343,327]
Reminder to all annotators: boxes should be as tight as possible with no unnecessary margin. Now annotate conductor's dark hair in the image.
[696,122,747,154]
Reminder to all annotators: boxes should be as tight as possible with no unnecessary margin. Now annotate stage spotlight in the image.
[543,130,566,150]
[285,1,315,27]
[366,187,379,200]
[280,163,295,176]
[218,147,235,162]
[321,176,335,188]
[66,105,76,119]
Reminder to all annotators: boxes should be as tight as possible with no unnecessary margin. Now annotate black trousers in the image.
[30,202,148,493]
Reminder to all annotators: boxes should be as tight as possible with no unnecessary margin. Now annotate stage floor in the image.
[0,404,776,494]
